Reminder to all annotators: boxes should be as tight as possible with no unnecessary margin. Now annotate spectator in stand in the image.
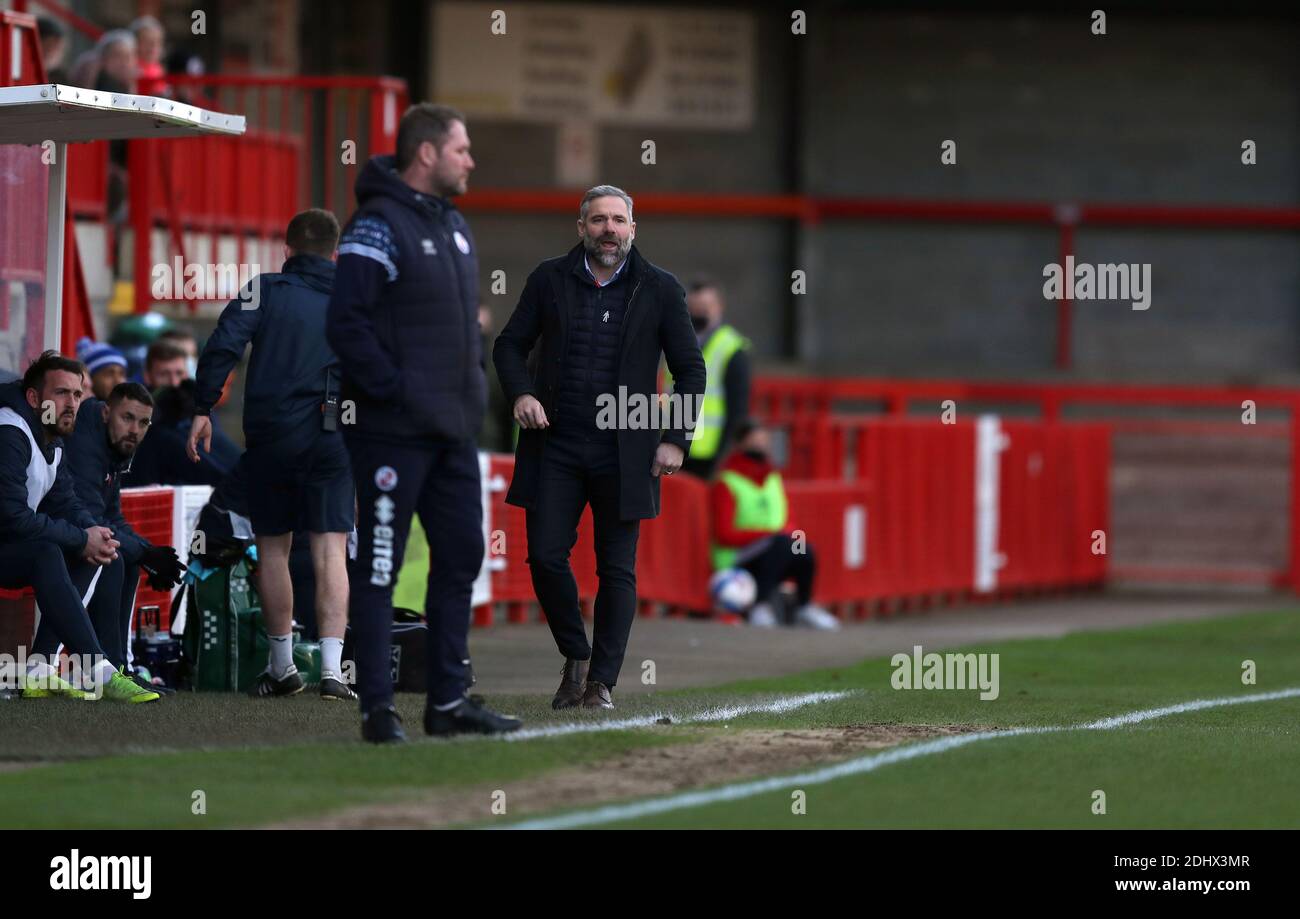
[37,16,69,84]
[75,338,128,402]
[93,29,137,94]
[130,17,168,97]
[126,379,238,488]
[88,30,138,223]
[142,340,189,390]
[164,47,208,106]
[156,329,199,380]
[710,421,839,630]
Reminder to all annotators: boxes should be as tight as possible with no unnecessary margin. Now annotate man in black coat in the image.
[493,184,707,710]
[68,383,185,680]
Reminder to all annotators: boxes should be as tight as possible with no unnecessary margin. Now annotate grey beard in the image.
[584,235,628,267]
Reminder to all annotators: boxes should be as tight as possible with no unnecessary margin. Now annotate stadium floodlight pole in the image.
[43,139,67,352]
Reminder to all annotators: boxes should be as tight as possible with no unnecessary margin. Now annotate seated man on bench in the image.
[68,381,185,690]
[0,352,160,701]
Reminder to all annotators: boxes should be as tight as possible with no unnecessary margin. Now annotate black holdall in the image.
[342,608,427,692]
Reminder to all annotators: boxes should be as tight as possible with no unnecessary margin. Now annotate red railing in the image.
[127,74,407,313]
[753,375,1298,592]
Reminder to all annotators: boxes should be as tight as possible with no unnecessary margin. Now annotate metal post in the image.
[44,140,66,352]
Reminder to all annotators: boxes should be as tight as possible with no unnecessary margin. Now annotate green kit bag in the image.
[183,555,321,692]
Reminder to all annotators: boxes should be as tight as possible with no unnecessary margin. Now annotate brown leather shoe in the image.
[582,680,614,709]
[552,658,589,710]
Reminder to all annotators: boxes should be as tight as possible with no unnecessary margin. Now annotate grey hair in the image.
[96,29,136,54]
[579,185,633,222]
[129,15,164,36]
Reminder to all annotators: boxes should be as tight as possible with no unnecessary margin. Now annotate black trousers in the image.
[0,541,108,662]
[526,434,640,687]
[346,433,483,711]
[738,534,816,610]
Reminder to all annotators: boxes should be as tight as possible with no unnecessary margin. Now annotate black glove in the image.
[140,545,186,591]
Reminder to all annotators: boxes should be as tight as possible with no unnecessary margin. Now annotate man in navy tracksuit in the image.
[0,353,158,702]
[67,382,185,678]
[189,209,357,702]
[328,103,520,742]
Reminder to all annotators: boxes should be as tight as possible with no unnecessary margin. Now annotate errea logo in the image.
[50,850,151,899]
[421,239,436,255]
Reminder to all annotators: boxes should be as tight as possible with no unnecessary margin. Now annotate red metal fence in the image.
[752,375,1296,591]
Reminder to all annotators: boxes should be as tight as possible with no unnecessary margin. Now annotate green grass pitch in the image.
[2,609,1297,829]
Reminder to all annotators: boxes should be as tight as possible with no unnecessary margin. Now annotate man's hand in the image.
[187,414,213,463]
[140,545,186,591]
[513,394,550,430]
[651,442,685,477]
[83,526,120,565]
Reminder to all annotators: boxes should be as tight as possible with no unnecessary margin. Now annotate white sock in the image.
[92,659,117,687]
[320,637,343,679]
[267,634,294,678]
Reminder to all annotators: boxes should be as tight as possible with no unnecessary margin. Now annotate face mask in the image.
[690,314,710,332]
[742,449,768,463]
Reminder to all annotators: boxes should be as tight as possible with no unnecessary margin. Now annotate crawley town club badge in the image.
[374,466,399,492]
[453,230,471,254]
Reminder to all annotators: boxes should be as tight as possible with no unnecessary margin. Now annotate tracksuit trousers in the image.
[0,540,110,663]
[346,434,484,713]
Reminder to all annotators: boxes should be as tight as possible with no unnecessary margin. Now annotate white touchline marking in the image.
[502,691,851,742]
[501,686,1300,830]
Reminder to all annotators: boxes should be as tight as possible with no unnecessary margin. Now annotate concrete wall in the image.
[799,10,1300,380]
[460,6,1300,381]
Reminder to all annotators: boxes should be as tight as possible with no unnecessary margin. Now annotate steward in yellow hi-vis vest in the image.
[667,279,752,479]
[707,422,841,630]
[712,462,787,570]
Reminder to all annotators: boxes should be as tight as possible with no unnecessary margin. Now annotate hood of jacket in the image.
[281,253,336,294]
[355,154,459,224]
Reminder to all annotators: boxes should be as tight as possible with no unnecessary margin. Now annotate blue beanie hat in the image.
[76,337,127,376]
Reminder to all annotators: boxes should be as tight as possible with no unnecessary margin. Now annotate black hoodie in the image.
[326,155,486,443]
[0,380,93,553]
[194,253,339,446]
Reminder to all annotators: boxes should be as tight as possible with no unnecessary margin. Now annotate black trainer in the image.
[424,695,522,737]
[361,705,407,744]
[250,665,305,698]
[129,670,174,695]
[320,675,358,702]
